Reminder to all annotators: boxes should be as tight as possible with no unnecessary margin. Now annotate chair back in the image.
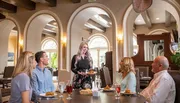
[135,68,140,93]
[0,89,2,103]
[136,66,149,77]
[0,88,11,103]
[103,66,111,86]
[3,66,14,78]
[168,70,180,103]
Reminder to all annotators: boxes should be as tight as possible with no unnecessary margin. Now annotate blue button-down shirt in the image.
[31,66,55,95]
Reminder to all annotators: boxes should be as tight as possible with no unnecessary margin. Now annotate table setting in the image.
[37,79,146,103]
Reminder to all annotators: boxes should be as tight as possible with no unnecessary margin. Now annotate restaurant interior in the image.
[0,0,180,103]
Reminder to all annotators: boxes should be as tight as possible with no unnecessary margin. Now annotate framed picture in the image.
[8,52,14,61]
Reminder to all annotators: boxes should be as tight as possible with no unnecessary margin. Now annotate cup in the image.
[115,84,121,99]
[58,82,65,98]
[140,72,144,78]
[66,81,72,100]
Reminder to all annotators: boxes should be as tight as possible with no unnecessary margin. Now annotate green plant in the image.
[50,53,57,69]
[171,52,180,67]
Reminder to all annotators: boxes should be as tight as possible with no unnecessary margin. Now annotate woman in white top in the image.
[117,57,136,93]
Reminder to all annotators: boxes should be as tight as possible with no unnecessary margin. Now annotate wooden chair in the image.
[0,88,11,103]
[168,70,180,103]
[0,66,14,88]
[136,66,151,89]
[135,68,140,93]
[102,66,112,86]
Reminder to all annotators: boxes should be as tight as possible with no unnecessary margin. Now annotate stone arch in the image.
[24,10,63,69]
[123,0,180,57]
[67,3,118,83]
[0,18,20,72]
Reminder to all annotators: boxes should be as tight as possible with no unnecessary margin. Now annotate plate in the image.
[87,72,97,75]
[121,92,136,95]
[39,93,57,98]
[103,88,115,92]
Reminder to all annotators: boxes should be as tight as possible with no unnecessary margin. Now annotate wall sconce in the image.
[117,33,123,42]
[19,39,23,47]
[62,36,67,44]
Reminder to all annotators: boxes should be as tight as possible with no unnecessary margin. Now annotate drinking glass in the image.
[140,72,144,78]
[59,82,65,98]
[95,75,101,89]
[115,84,121,99]
[66,82,72,100]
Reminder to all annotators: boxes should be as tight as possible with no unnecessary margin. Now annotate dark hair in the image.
[35,51,46,63]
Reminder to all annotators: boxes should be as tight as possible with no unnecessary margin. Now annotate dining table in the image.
[38,89,146,103]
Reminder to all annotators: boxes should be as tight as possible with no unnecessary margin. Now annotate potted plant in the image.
[171,52,180,67]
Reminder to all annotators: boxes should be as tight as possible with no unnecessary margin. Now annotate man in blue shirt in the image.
[31,51,55,97]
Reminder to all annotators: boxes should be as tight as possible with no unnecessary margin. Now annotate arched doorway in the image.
[68,4,118,83]
[88,34,110,68]
[0,19,20,72]
[123,0,180,57]
[24,10,63,72]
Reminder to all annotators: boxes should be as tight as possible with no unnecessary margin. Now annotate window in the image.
[89,35,109,68]
[41,38,57,69]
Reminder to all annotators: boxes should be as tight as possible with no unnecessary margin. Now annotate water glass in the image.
[140,72,144,78]
[95,75,101,89]
[59,82,65,98]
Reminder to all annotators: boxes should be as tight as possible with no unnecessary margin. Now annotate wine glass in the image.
[66,82,72,100]
[140,72,144,78]
[59,81,65,98]
[115,84,121,99]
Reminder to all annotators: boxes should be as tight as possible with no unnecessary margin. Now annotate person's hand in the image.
[78,71,86,75]
[89,68,93,71]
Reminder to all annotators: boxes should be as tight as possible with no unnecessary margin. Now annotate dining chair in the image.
[136,66,150,89]
[3,66,14,78]
[135,68,140,93]
[0,88,11,103]
[168,70,180,103]
[0,66,14,88]
[102,66,112,86]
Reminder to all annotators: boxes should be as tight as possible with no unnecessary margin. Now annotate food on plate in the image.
[87,69,96,75]
[125,89,131,93]
[80,88,92,95]
[104,85,110,90]
[88,70,94,74]
[45,92,54,96]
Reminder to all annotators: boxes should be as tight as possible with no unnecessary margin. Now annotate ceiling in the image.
[0,0,177,36]
[134,1,176,27]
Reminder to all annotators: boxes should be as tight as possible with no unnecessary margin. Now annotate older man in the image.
[140,56,176,103]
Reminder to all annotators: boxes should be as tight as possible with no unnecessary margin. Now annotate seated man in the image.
[31,51,55,97]
[140,56,176,103]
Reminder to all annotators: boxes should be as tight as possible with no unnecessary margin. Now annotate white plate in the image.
[103,88,115,92]
[39,93,57,98]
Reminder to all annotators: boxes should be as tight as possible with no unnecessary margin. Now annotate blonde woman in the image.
[9,51,36,103]
[71,42,93,89]
[118,57,136,93]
